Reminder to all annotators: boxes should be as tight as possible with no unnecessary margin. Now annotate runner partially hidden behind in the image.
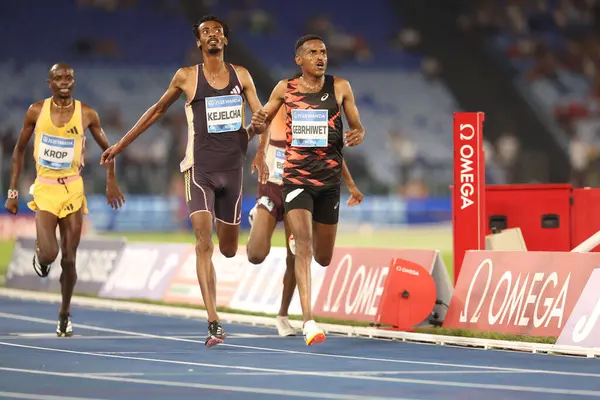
[247,100,364,337]
[4,63,125,337]
[101,15,266,348]
[250,35,366,345]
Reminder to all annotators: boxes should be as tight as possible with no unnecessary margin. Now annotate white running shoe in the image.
[275,316,296,337]
[303,320,326,346]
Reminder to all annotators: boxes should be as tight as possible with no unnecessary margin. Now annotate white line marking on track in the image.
[0,391,104,400]
[94,351,191,355]
[7,333,58,337]
[0,312,597,379]
[0,341,598,397]
[85,372,146,377]
[0,334,284,340]
[0,367,411,400]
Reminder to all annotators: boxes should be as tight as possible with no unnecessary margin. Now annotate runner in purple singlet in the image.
[101,15,267,348]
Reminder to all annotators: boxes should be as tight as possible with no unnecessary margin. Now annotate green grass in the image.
[0,228,559,344]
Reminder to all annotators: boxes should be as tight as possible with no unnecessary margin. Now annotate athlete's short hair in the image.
[193,15,230,40]
[295,35,324,54]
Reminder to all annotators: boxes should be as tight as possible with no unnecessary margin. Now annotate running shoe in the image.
[303,320,325,346]
[275,316,296,337]
[33,254,51,278]
[205,320,226,348]
[56,313,73,337]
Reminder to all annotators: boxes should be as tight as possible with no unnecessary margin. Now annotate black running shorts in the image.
[282,184,340,225]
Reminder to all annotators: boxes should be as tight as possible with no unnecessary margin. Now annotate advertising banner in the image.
[99,242,193,301]
[5,236,126,295]
[312,248,441,322]
[444,250,600,337]
[557,268,600,347]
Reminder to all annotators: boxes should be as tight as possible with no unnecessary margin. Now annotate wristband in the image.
[7,189,18,200]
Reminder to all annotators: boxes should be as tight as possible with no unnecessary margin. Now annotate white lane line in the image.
[0,312,598,379]
[0,367,412,400]
[0,391,105,400]
[1,341,599,397]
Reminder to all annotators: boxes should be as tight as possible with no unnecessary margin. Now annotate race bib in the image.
[205,95,243,133]
[37,134,75,170]
[291,109,329,147]
[267,146,285,185]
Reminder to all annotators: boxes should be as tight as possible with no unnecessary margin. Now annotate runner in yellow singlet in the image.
[4,63,125,337]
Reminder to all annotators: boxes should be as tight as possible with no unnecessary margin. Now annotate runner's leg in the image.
[213,167,243,258]
[247,183,283,264]
[56,208,83,337]
[312,185,340,266]
[275,218,298,336]
[33,211,59,276]
[185,168,224,347]
[246,206,277,264]
[285,207,325,345]
[313,222,337,266]
[279,217,297,317]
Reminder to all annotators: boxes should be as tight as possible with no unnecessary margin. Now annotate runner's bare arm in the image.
[263,80,287,122]
[86,106,116,179]
[336,78,365,147]
[234,66,264,139]
[8,103,41,191]
[86,106,125,209]
[341,159,363,206]
[234,66,271,181]
[341,159,355,188]
[251,80,287,134]
[115,68,186,150]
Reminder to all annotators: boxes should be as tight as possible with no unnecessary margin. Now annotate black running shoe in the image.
[205,320,225,348]
[32,254,51,278]
[56,313,73,337]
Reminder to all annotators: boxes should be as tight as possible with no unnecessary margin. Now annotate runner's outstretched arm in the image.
[86,106,125,210]
[250,80,288,135]
[336,78,365,147]
[4,103,41,214]
[100,68,186,164]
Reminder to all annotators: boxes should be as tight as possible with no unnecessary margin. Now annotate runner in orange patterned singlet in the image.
[249,35,366,346]
[246,90,363,337]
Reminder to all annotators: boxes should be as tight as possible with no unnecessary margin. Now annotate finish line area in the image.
[0,295,599,400]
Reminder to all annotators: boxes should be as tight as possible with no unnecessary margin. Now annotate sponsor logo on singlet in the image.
[38,133,75,170]
[205,94,243,133]
[291,109,328,147]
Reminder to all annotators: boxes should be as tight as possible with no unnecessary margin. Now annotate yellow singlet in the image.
[33,98,85,178]
[27,98,88,218]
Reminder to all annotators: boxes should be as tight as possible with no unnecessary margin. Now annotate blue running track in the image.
[0,296,600,400]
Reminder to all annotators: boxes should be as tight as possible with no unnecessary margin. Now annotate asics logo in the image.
[321,93,329,101]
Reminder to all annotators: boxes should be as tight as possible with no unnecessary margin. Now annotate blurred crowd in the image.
[3,0,576,200]
[460,0,600,186]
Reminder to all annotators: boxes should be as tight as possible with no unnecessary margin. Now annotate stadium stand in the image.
[0,0,510,198]
[461,0,600,185]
